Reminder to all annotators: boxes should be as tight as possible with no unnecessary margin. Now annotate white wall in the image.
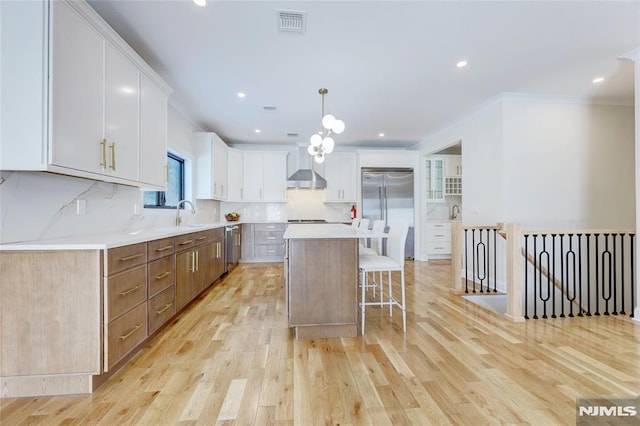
[503,95,635,229]
[0,105,211,243]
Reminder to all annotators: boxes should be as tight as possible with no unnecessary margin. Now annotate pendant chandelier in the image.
[307,88,345,163]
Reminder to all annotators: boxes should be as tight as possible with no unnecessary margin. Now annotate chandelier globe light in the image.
[308,88,344,163]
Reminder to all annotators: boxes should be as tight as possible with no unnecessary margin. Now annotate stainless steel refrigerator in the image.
[361,168,414,259]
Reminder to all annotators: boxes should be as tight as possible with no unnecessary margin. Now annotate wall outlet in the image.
[75,199,87,215]
[133,202,141,215]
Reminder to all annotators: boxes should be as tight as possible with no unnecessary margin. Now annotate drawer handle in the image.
[179,240,193,245]
[267,236,276,240]
[267,250,276,254]
[196,236,207,241]
[155,245,173,252]
[155,302,173,315]
[119,253,143,261]
[155,271,171,280]
[435,247,445,250]
[120,323,143,341]
[434,234,445,237]
[119,284,144,296]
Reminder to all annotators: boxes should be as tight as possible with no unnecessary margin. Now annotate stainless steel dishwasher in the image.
[225,225,241,272]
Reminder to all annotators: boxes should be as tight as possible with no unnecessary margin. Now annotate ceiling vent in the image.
[287,132,299,138]
[262,105,277,112]
[277,10,305,33]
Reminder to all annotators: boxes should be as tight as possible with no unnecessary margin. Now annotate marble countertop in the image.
[283,223,387,240]
[0,221,233,251]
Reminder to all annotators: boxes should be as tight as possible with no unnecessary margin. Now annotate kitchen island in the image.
[284,224,363,339]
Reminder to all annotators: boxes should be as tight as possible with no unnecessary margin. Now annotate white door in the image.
[340,153,357,202]
[227,148,244,201]
[50,1,104,174]
[214,138,228,199]
[323,154,342,201]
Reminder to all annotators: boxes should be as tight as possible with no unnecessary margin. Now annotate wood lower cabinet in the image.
[104,243,149,371]
[206,228,226,285]
[176,232,208,311]
[241,223,286,262]
[0,226,226,397]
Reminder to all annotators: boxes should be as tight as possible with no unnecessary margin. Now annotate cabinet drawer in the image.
[148,237,175,262]
[254,223,286,232]
[205,227,225,240]
[175,231,207,252]
[107,265,147,321]
[255,230,284,245]
[148,285,175,335]
[426,241,452,254]
[426,222,452,232]
[106,303,147,369]
[107,243,147,275]
[148,255,175,297]
[428,231,451,242]
[255,244,285,258]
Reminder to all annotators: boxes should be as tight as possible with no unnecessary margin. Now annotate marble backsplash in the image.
[0,171,219,244]
[0,171,353,244]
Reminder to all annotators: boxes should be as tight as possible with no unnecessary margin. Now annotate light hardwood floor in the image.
[2,260,639,425]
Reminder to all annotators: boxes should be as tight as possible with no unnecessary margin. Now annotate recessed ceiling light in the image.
[237,92,246,98]
[193,0,206,7]
[592,77,605,83]
[378,133,385,137]
[456,60,468,68]
[255,129,261,133]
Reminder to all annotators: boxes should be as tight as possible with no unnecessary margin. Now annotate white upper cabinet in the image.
[323,152,357,203]
[103,43,139,181]
[139,74,168,188]
[425,156,445,202]
[49,0,104,175]
[227,148,244,201]
[195,132,228,200]
[444,155,462,177]
[241,151,288,202]
[0,0,171,188]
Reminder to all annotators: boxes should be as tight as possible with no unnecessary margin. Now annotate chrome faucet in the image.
[176,200,196,226]
[451,204,460,220]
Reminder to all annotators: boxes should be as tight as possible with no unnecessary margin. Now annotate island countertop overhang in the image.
[283,223,386,239]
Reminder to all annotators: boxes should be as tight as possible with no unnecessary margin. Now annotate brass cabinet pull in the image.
[155,271,171,280]
[267,236,276,240]
[195,250,199,271]
[216,241,220,258]
[196,236,207,241]
[120,323,142,340]
[155,245,173,252]
[100,139,107,168]
[119,284,144,296]
[190,251,195,272]
[155,303,173,315]
[119,253,143,261]
[110,142,116,170]
[179,240,193,245]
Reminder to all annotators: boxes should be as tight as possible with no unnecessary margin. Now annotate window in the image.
[144,152,185,208]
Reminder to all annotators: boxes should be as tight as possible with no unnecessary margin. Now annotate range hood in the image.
[287,146,326,189]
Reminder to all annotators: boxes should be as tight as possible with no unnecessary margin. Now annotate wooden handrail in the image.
[522,228,635,236]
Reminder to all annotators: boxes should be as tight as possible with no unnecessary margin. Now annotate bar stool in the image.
[359,219,386,298]
[358,221,409,334]
[357,219,370,249]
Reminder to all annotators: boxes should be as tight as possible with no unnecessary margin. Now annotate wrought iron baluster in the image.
[551,234,557,318]
[464,229,469,293]
[631,234,635,318]
[559,234,564,318]
[472,229,476,293]
[524,234,529,320]
[577,234,584,317]
[595,234,600,316]
[620,233,626,315]
[612,234,618,315]
[539,235,551,319]
[533,236,538,319]
[602,234,612,315]
[566,234,576,317]
[586,234,592,316]
[493,229,497,292]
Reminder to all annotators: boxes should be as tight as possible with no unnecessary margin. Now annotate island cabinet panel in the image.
[286,238,358,338]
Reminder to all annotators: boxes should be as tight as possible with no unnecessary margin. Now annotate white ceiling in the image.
[87,0,639,149]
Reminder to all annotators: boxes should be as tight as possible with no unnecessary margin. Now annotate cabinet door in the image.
[104,42,139,181]
[426,158,445,202]
[175,250,194,310]
[323,155,342,201]
[340,153,358,202]
[262,152,287,201]
[227,148,244,201]
[214,138,228,200]
[139,74,167,187]
[50,1,104,174]
[193,245,208,294]
[444,155,461,177]
[242,151,263,201]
